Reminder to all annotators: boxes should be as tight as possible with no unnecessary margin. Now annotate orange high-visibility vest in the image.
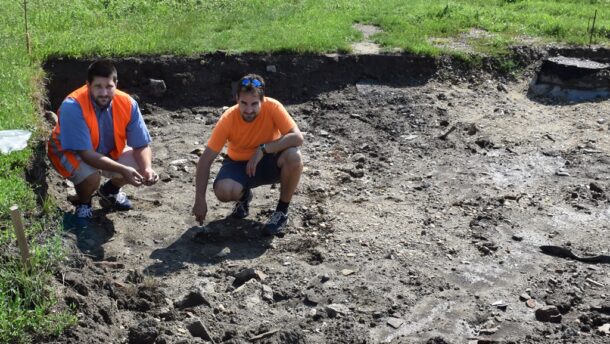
[47,85,133,178]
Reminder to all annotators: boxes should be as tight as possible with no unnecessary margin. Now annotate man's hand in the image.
[246,148,264,177]
[192,198,208,225]
[140,167,159,186]
[121,166,144,186]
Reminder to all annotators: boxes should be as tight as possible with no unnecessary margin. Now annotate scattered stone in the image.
[519,293,531,301]
[598,323,610,335]
[174,288,210,309]
[479,327,498,335]
[304,291,322,306]
[170,158,189,165]
[320,274,330,283]
[511,234,524,242]
[148,79,167,97]
[187,319,215,343]
[249,329,280,341]
[159,172,172,182]
[262,285,273,302]
[535,306,562,323]
[325,304,350,318]
[555,169,570,176]
[586,278,604,288]
[491,300,507,311]
[387,317,404,329]
[351,153,367,163]
[341,269,355,276]
[526,299,537,308]
[266,65,277,73]
[233,268,267,288]
[215,247,231,258]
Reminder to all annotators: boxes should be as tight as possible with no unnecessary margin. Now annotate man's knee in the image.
[73,168,101,187]
[280,148,303,170]
[214,180,243,202]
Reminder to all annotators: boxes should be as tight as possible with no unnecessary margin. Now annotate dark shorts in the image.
[214,153,281,190]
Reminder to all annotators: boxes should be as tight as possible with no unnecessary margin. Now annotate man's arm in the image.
[78,149,143,186]
[133,145,158,185]
[192,147,219,224]
[263,126,304,154]
[246,127,304,177]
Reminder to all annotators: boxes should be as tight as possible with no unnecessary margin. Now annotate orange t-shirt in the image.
[207,97,297,161]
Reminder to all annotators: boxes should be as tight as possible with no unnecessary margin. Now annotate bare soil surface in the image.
[42,51,610,344]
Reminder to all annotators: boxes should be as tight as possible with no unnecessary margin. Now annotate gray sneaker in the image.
[229,190,253,219]
[264,211,288,236]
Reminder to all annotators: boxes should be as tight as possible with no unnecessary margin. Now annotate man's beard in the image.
[242,113,257,122]
[94,96,111,107]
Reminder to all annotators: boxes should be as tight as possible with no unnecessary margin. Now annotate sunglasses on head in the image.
[241,78,263,88]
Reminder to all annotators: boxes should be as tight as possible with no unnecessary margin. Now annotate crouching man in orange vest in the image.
[48,60,158,219]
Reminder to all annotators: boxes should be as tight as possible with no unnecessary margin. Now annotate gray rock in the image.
[351,153,367,163]
[387,317,404,329]
[174,288,210,309]
[233,268,267,288]
[304,291,322,305]
[325,304,350,318]
[262,284,274,302]
[187,319,215,343]
[535,306,562,323]
[148,79,167,97]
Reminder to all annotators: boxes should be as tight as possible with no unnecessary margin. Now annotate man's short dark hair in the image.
[236,74,265,100]
[87,60,118,83]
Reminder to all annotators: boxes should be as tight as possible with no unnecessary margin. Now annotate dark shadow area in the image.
[146,218,273,276]
[43,48,610,112]
[62,210,115,260]
[43,53,442,111]
[26,139,50,208]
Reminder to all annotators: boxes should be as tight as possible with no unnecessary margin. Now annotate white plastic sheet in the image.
[0,130,31,154]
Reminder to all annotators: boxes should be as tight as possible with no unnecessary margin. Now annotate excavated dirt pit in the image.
[41,50,610,344]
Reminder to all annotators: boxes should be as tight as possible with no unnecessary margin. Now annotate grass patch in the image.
[0,235,76,344]
[0,0,608,342]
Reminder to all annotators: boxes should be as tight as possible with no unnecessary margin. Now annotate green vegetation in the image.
[0,0,607,342]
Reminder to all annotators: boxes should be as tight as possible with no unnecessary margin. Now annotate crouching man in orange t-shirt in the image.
[192,74,304,235]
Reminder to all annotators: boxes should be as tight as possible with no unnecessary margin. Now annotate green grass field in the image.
[0,0,608,342]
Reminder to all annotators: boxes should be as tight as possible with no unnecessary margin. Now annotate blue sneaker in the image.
[75,203,93,219]
[264,211,288,236]
[98,188,133,211]
[229,190,253,219]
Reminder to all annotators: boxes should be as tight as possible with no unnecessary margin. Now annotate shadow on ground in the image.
[147,218,273,275]
[62,211,115,260]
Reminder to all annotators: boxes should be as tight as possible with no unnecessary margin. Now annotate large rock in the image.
[535,306,562,323]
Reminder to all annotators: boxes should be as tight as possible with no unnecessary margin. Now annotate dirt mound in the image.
[42,50,610,343]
